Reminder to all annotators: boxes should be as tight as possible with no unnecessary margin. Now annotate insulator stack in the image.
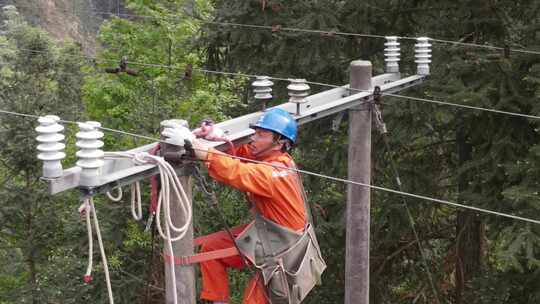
[160,119,189,131]
[36,115,66,178]
[76,121,104,186]
[252,76,274,110]
[415,37,432,76]
[384,36,401,74]
[287,79,310,116]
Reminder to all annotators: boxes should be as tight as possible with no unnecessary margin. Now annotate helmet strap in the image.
[278,139,293,153]
[273,134,294,153]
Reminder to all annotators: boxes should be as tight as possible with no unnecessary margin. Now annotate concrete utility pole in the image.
[159,121,196,304]
[345,61,373,304]
[164,174,195,304]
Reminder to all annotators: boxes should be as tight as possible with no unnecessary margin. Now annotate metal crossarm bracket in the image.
[42,73,425,197]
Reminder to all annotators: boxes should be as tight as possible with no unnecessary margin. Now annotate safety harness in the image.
[161,154,326,304]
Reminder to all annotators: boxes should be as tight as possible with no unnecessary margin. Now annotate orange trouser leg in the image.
[242,272,270,304]
[200,224,249,302]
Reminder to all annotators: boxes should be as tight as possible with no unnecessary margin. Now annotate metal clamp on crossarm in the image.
[372,86,388,135]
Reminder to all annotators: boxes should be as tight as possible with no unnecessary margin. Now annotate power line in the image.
[4,3,540,56]
[1,108,538,226]
[0,109,41,119]
[2,20,540,123]
[3,39,540,123]
[429,38,540,56]
[86,56,540,122]
[85,10,540,56]
[216,149,540,225]
[384,93,540,121]
[92,10,388,39]
[85,8,540,56]
[2,40,540,122]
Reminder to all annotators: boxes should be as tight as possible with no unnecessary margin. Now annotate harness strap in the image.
[163,246,239,266]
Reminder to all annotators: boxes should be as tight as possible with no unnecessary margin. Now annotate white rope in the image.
[106,187,123,201]
[104,152,192,240]
[104,151,193,304]
[131,182,143,221]
[82,198,114,304]
[83,201,93,283]
[105,182,143,221]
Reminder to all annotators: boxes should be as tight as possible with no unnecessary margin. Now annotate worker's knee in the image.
[199,224,249,253]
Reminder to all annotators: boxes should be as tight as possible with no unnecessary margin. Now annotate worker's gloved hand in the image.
[191,139,210,161]
[192,119,227,142]
[161,126,195,146]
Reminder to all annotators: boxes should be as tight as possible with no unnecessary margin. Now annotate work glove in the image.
[161,126,196,146]
[192,119,227,141]
[191,138,209,161]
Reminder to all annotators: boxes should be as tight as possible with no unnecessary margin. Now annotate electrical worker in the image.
[166,108,325,304]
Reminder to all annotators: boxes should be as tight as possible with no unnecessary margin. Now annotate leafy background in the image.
[1,0,540,303]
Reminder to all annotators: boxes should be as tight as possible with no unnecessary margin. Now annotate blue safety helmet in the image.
[251,108,298,143]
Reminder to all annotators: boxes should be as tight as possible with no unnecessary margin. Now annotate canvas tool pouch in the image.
[235,213,326,304]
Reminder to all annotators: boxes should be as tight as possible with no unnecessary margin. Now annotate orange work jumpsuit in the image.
[200,145,307,303]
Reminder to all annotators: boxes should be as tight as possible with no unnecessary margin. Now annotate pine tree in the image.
[201,1,540,303]
[0,6,88,303]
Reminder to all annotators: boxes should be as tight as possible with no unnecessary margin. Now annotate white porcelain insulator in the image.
[287,79,310,104]
[384,36,401,73]
[35,115,66,178]
[160,119,189,130]
[76,121,104,186]
[252,76,274,101]
[415,37,432,76]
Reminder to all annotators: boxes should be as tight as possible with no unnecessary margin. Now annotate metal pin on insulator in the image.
[252,76,274,110]
[36,115,66,178]
[287,79,310,116]
[415,37,432,76]
[76,121,104,186]
[384,36,400,74]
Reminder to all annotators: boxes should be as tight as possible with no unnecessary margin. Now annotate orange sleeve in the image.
[226,144,255,159]
[206,149,273,198]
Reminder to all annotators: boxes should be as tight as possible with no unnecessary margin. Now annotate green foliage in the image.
[82,0,245,151]
[0,6,89,303]
[2,0,540,303]
[79,0,248,302]
[202,0,540,303]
